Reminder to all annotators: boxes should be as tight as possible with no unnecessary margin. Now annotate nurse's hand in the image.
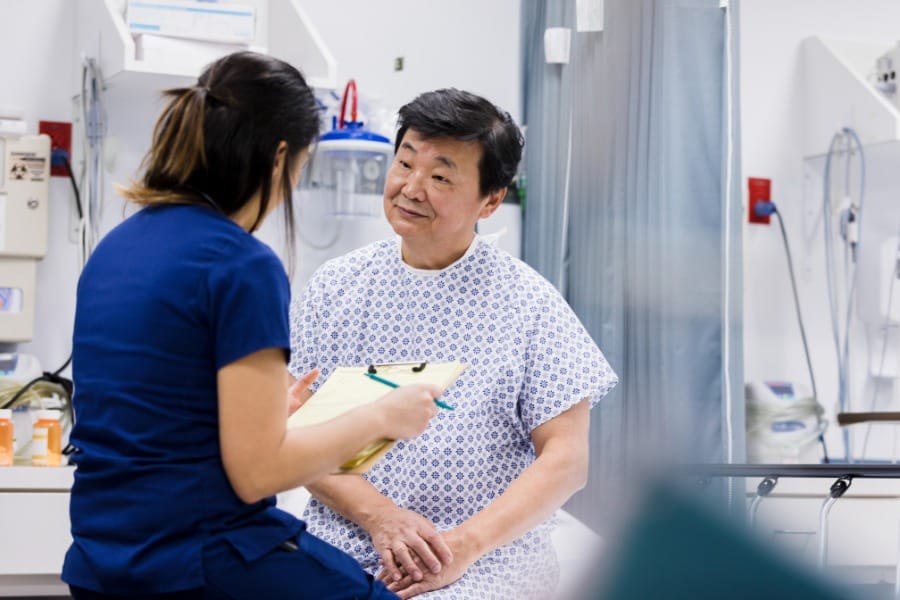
[366,505,453,585]
[287,369,318,416]
[374,384,442,440]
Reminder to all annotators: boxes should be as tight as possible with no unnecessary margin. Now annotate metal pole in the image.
[749,477,778,529]
[818,477,852,569]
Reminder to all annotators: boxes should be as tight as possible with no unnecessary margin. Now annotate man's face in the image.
[383,129,501,258]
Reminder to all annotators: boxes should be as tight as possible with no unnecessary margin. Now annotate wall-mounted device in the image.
[0,110,50,342]
[874,42,900,110]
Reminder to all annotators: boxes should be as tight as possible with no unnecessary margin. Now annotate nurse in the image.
[62,51,441,600]
[289,88,618,599]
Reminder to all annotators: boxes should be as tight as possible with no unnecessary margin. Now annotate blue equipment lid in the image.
[320,121,390,145]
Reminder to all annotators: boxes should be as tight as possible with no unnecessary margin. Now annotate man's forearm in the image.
[454,445,586,557]
[307,474,396,529]
[454,400,591,557]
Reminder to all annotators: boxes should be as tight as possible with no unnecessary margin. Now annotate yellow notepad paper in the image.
[287,361,466,474]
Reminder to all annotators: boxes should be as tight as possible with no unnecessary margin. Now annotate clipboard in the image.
[287,361,467,474]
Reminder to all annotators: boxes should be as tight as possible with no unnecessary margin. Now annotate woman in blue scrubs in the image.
[61,51,442,600]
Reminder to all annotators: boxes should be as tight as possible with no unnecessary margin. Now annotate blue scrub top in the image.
[62,204,303,594]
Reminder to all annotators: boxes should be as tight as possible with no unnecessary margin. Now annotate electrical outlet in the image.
[38,120,72,177]
[748,177,771,225]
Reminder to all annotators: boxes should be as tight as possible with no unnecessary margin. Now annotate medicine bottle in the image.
[32,410,61,467]
[0,409,13,467]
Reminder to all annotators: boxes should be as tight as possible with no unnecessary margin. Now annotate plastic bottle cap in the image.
[36,409,60,421]
[0,409,10,420]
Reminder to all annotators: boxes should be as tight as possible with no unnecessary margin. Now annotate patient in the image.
[289,88,618,599]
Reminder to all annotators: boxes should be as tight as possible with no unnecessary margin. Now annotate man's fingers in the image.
[396,583,425,600]
[391,545,423,582]
[386,573,415,593]
[421,529,454,568]
[379,548,403,583]
[407,537,445,575]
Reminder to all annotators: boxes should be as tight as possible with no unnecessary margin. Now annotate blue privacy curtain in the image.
[521,0,743,528]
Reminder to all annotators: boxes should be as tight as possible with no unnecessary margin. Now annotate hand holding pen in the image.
[365,372,456,411]
[371,383,445,440]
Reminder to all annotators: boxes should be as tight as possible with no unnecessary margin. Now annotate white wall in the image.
[741,1,900,461]
[293,0,522,124]
[3,1,521,372]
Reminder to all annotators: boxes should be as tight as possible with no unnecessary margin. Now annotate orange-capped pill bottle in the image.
[32,410,61,466]
[0,409,13,466]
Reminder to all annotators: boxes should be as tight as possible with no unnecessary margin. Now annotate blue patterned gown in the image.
[289,236,618,599]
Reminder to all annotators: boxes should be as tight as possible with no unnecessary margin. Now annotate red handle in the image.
[338,79,358,128]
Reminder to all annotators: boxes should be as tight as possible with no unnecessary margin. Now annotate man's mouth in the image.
[396,205,426,218]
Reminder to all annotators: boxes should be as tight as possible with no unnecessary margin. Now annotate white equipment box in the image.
[0,124,50,343]
[126,0,256,45]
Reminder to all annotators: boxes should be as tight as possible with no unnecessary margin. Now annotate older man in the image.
[289,88,617,599]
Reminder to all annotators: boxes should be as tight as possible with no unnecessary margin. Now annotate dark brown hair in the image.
[121,51,320,274]
[395,88,523,197]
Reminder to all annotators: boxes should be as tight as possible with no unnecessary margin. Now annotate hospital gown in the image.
[289,236,618,599]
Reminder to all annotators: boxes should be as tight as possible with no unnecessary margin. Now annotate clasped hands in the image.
[368,507,475,599]
[288,374,476,597]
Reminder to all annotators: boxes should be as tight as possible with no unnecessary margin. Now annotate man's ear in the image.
[478,187,507,219]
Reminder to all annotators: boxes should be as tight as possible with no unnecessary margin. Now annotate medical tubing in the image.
[338,79,358,128]
[774,207,818,402]
[773,206,830,462]
[0,353,75,446]
[822,129,867,461]
[822,137,845,463]
[0,372,72,409]
[0,376,44,411]
[62,155,83,220]
[822,132,846,409]
[839,129,866,458]
[53,354,72,377]
[80,57,106,266]
[839,128,867,351]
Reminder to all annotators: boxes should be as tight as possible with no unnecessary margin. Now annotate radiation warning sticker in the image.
[8,151,46,182]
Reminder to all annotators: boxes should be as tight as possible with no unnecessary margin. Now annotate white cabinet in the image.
[748,477,900,584]
[0,467,73,597]
[74,0,337,91]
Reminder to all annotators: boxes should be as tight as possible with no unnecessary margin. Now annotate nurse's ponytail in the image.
[122,86,208,206]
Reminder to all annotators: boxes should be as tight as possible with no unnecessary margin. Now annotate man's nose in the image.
[401,171,426,201]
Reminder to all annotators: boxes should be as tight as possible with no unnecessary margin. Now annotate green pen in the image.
[364,371,455,411]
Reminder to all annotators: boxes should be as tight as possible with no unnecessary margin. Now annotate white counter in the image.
[0,466,74,597]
